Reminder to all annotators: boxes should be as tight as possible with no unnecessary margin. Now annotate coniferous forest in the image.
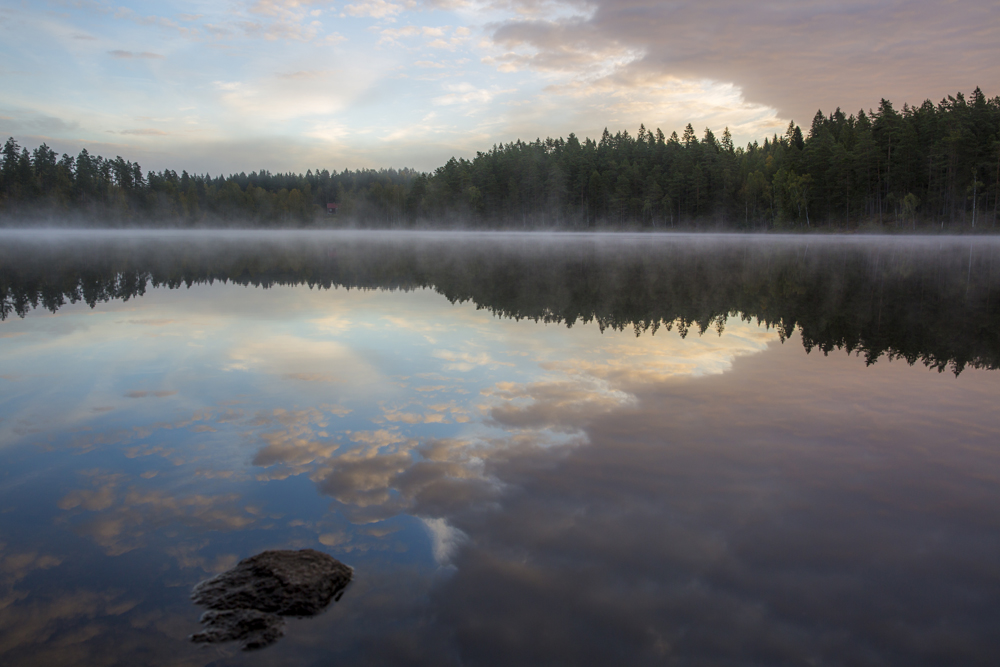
[2,89,999,230]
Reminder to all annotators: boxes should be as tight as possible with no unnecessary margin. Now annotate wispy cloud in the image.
[433,82,509,106]
[344,0,409,20]
[124,390,176,398]
[433,349,514,371]
[235,18,322,41]
[112,7,196,36]
[108,50,165,59]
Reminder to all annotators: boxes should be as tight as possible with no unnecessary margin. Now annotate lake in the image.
[1,230,999,666]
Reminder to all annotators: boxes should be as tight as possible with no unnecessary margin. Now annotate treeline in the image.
[1,89,999,229]
[3,234,999,373]
[0,140,418,226]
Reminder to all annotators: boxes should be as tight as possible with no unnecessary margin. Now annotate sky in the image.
[1,0,997,174]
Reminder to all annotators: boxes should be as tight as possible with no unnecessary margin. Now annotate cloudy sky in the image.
[1,0,996,174]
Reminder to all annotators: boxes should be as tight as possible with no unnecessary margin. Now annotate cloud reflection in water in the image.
[1,268,999,664]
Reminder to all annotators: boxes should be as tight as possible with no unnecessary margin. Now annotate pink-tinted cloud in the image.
[485,0,1000,124]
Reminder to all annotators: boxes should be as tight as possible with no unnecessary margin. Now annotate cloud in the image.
[344,0,408,19]
[315,451,415,509]
[0,588,142,659]
[203,22,233,37]
[112,7,195,36]
[480,0,1000,126]
[377,25,422,44]
[420,517,468,566]
[0,550,62,585]
[535,320,776,388]
[484,378,632,432]
[117,128,168,136]
[224,336,378,385]
[252,407,340,471]
[250,0,331,17]
[124,390,176,398]
[228,1,339,42]
[58,484,117,511]
[377,23,463,47]
[432,348,513,371]
[108,50,165,59]
[0,108,80,136]
[282,372,337,382]
[276,69,331,80]
[378,401,452,424]
[487,16,637,76]
[308,434,512,524]
[236,18,321,41]
[57,474,257,555]
[318,530,350,546]
[123,319,174,325]
[432,83,508,106]
[239,405,349,478]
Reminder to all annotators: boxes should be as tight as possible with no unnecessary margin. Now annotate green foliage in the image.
[2,88,999,229]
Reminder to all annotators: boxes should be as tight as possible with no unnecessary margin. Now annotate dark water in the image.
[1,231,999,666]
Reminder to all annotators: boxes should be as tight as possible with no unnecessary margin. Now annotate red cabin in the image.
[326,203,339,214]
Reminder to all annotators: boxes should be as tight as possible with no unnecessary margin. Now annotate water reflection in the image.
[3,231,1000,372]
[432,340,1000,664]
[1,232,999,664]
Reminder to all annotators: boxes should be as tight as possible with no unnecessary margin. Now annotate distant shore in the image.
[3,89,998,233]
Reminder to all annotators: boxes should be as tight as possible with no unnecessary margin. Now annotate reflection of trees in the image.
[2,235,999,374]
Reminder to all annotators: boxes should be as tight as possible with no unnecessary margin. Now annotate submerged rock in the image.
[190,609,286,650]
[189,549,352,650]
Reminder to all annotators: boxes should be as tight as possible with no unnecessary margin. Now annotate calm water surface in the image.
[1,231,999,666]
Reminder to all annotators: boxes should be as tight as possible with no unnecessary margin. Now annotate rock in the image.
[191,609,286,650]
[189,549,352,650]
[191,548,353,616]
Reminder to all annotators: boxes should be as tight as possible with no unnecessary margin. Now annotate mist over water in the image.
[1,231,1000,665]
[5,230,999,372]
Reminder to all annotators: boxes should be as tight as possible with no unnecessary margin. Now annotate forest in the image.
[1,88,998,230]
